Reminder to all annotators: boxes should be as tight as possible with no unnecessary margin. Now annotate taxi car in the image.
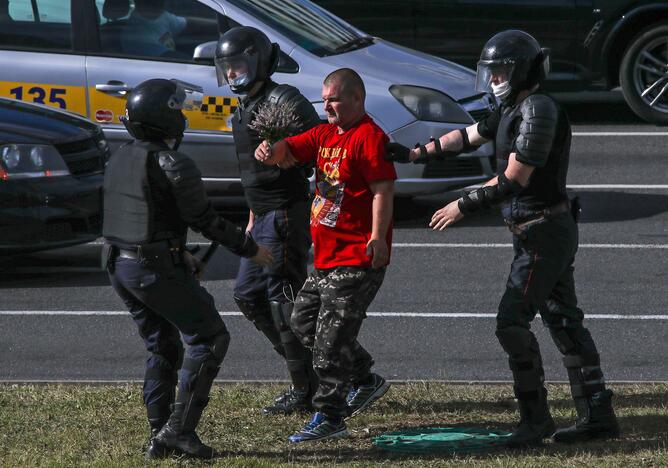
[0,97,108,255]
[0,0,496,201]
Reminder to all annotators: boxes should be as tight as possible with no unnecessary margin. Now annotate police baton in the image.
[189,241,219,280]
[200,241,219,266]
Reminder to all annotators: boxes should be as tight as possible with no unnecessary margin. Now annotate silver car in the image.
[0,0,495,200]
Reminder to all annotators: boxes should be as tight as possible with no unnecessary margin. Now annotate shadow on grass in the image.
[383,391,668,416]
[224,395,668,463]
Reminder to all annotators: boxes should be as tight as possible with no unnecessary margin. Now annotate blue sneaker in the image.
[288,412,349,443]
[346,373,390,418]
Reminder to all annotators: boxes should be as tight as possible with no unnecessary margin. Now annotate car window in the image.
[97,0,219,61]
[226,0,365,57]
[0,0,73,51]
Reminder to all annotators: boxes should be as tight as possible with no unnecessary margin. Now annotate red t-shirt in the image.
[285,115,396,269]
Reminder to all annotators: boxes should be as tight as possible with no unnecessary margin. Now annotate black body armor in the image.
[103,141,186,245]
[479,93,571,222]
[103,140,257,257]
[233,80,320,215]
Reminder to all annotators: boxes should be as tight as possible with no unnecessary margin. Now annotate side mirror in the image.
[276,51,299,74]
[193,41,217,64]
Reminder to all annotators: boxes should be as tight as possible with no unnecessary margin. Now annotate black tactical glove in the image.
[384,142,412,163]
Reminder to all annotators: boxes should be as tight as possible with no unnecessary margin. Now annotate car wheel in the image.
[619,23,668,125]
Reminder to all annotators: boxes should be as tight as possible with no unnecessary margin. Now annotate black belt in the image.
[505,200,571,236]
[112,240,183,261]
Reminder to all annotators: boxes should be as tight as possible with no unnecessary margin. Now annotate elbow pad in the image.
[203,217,259,258]
[459,128,480,153]
[458,172,523,215]
[413,135,462,163]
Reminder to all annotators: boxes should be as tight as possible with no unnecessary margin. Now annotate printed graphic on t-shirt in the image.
[311,146,346,228]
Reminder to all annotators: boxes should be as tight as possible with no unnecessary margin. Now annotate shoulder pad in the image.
[267,83,320,131]
[267,84,301,106]
[515,94,558,167]
[157,151,200,183]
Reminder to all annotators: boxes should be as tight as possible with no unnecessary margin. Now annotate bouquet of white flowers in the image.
[248,100,303,144]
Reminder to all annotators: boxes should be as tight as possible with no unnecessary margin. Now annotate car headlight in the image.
[2,145,21,169]
[96,138,109,153]
[0,144,70,180]
[389,85,472,124]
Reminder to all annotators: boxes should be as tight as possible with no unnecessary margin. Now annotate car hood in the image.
[0,98,97,145]
[323,39,478,101]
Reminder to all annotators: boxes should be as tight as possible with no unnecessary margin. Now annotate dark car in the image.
[314,0,668,125]
[0,98,108,255]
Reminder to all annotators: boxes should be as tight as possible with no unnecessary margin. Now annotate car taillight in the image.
[0,144,70,180]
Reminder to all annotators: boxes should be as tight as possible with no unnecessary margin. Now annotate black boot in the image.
[553,389,620,443]
[152,402,216,459]
[152,332,229,459]
[144,404,170,459]
[553,354,620,443]
[506,388,556,448]
[264,301,318,415]
[145,427,171,460]
[262,386,313,415]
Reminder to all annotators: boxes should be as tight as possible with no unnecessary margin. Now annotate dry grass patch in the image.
[0,382,666,467]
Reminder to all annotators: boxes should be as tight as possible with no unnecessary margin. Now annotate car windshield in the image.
[226,0,371,57]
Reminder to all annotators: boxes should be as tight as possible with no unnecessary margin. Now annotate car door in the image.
[83,0,240,185]
[0,0,87,116]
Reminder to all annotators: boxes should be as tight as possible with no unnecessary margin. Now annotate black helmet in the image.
[475,30,550,102]
[214,26,279,93]
[121,78,203,143]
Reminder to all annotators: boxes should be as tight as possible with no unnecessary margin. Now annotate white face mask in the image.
[491,81,512,99]
[230,73,250,88]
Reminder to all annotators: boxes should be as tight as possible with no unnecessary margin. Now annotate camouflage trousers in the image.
[290,266,386,418]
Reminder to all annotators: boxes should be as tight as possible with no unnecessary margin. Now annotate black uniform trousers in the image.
[108,256,228,419]
[496,212,601,383]
[498,212,583,329]
[234,199,311,304]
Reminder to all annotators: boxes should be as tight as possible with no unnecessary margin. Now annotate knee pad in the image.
[496,325,538,358]
[234,295,269,321]
[234,295,275,330]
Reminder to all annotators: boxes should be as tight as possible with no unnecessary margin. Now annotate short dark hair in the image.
[323,68,366,99]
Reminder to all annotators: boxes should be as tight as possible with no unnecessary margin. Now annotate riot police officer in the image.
[214,26,322,414]
[103,78,273,459]
[386,30,619,447]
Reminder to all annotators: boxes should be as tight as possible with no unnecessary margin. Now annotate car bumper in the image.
[0,174,103,255]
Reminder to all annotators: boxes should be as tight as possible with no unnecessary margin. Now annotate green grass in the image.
[0,383,666,467]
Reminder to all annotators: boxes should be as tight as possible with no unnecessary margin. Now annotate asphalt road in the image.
[1,91,666,383]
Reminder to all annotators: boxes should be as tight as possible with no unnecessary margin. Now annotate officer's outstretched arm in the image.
[386,123,488,164]
[158,150,259,258]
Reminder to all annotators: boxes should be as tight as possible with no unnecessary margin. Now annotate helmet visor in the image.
[214,53,258,90]
[167,79,204,111]
[475,62,515,94]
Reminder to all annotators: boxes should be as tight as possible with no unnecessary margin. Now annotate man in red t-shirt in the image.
[255,68,396,443]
